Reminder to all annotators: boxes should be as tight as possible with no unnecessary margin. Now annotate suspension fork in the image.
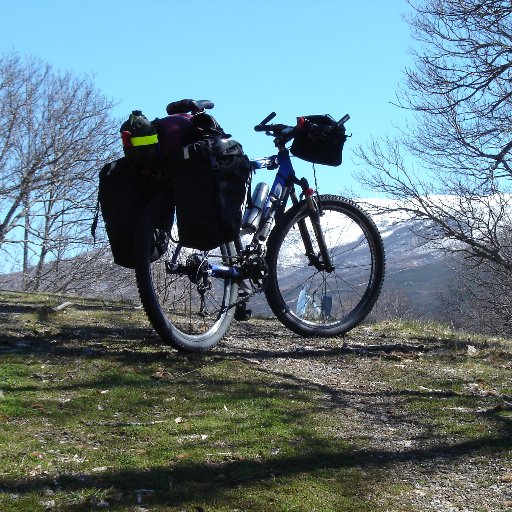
[291,188,334,272]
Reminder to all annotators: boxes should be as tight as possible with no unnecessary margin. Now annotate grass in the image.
[0,360,381,511]
[1,290,512,511]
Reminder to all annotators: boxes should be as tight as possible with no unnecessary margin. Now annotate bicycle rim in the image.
[265,195,385,337]
[135,192,237,352]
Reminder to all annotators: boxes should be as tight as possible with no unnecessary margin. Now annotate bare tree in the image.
[371,283,419,321]
[433,247,512,335]
[0,53,120,289]
[356,1,512,271]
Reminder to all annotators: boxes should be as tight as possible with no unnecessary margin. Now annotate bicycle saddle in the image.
[166,99,214,115]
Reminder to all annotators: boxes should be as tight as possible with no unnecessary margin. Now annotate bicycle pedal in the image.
[234,306,252,322]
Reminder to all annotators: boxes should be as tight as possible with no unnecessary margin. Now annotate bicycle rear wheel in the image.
[135,190,238,352]
[265,194,385,337]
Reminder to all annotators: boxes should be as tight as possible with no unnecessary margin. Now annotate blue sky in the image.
[1,0,415,196]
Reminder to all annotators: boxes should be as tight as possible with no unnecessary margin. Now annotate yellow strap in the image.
[131,134,159,146]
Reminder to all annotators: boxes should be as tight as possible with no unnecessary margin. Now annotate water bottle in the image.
[241,182,269,234]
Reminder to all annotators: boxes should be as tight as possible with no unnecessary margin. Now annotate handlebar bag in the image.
[290,115,347,166]
[95,158,173,268]
[170,137,251,251]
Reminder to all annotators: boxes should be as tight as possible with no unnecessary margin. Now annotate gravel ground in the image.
[2,291,510,511]
[219,318,512,512]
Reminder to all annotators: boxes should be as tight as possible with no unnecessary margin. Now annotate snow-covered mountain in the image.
[363,200,451,312]
[243,198,452,317]
[0,198,452,316]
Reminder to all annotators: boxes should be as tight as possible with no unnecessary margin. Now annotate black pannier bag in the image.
[290,114,347,167]
[96,158,172,268]
[171,137,251,251]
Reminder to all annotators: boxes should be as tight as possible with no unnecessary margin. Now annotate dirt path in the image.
[220,318,512,512]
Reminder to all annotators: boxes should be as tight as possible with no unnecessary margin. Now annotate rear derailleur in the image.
[234,250,268,322]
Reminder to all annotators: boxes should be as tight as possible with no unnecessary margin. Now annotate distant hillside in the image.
[0,199,453,318]
[373,211,452,314]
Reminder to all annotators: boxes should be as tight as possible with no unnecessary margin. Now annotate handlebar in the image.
[254,123,290,133]
[253,112,350,140]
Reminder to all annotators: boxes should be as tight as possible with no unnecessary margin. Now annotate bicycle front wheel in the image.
[135,190,238,352]
[265,194,385,337]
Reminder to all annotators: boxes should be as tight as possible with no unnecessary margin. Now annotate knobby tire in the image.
[134,190,237,352]
[265,195,385,337]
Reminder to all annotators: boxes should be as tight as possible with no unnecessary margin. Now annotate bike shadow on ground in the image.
[0,382,510,511]
[2,312,511,509]
[0,313,477,365]
[0,321,446,366]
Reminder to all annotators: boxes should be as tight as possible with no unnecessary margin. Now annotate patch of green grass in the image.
[0,354,389,511]
[1,291,512,511]
[0,292,396,511]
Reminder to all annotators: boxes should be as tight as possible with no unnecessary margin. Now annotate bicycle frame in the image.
[166,146,333,282]
[251,150,296,241]
[249,148,333,269]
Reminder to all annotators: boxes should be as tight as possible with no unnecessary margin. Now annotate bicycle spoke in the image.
[266,196,384,336]
[136,199,237,349]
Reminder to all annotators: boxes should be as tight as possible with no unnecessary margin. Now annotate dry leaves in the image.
[152,367,170,380]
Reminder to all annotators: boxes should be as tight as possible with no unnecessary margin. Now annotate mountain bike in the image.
[134,107,385,352]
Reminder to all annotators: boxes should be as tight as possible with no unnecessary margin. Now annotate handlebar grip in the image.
[254,112,276,131]
[260,112,276,125]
